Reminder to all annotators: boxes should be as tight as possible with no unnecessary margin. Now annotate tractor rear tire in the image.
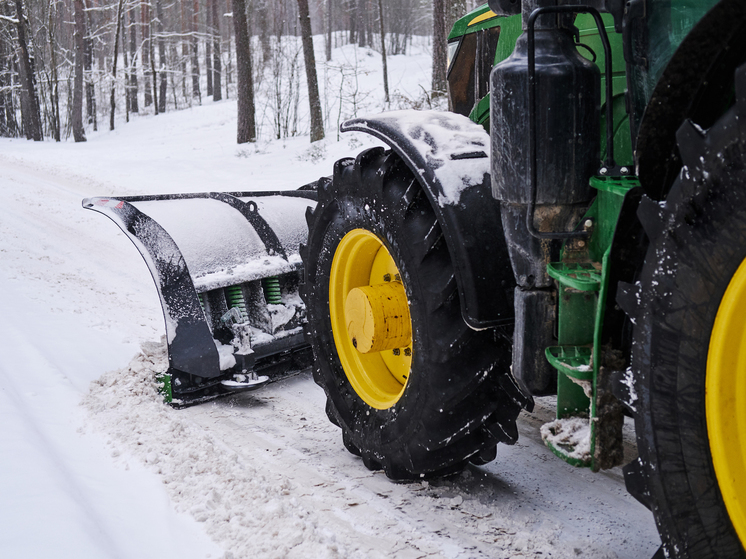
[301,147,527,480]
[629,66,746,558]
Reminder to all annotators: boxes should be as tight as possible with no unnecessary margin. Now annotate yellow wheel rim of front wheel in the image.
[329,229,412,409]
[707,256,746,546]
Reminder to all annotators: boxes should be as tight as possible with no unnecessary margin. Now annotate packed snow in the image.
[0,36,660,558]
[540,418,592,463]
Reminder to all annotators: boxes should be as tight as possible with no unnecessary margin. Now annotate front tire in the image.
[301,147,527,480]
[630,66,746,558]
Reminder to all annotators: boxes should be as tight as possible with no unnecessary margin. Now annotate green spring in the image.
[225,285,248,320]
[262,276,282,305]
[198,293,205,311]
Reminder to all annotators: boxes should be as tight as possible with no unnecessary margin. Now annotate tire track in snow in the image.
[84,343,659,559]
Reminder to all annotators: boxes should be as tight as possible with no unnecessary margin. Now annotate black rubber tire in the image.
[629,67,746,558]
[301,147,528,480]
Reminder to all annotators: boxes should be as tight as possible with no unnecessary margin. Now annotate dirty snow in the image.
[0,35,660,559]
[540,418,592,462]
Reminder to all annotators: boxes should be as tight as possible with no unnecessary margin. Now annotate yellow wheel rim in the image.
[707,256,746,546]
[330,229,413,409]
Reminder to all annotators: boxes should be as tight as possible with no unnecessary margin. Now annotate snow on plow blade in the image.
[82,190,317,407]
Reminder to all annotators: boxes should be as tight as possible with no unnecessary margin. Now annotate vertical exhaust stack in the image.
[489,0,600,395]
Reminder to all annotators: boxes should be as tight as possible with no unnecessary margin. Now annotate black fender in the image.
[634,0,746,200]
[341,110,515,329]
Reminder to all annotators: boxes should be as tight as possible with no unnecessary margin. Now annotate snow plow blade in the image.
[82,190,317,407]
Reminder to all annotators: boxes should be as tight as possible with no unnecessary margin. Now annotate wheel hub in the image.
[345,282,411,353]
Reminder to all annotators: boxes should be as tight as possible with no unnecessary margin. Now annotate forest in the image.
[0,0,473,144]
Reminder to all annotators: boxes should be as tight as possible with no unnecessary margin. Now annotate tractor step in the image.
[547,262,602,291]
[541,417,592,468]
[545,345,593,380]
[541,175,641,471]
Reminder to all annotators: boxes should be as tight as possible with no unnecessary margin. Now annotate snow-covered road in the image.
[0,157,219,558]
[178,373,661,558]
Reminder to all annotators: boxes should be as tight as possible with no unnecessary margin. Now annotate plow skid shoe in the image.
[83,190,317,405]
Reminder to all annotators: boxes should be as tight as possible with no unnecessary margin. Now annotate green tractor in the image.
[85,0,746,556]
[300,1,746,557]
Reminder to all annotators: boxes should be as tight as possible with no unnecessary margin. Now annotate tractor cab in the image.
[446,6,520,125]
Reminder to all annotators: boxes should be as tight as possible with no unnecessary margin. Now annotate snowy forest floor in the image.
[0,38,660,559]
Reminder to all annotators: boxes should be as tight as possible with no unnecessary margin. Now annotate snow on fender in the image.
[340,110,512,330]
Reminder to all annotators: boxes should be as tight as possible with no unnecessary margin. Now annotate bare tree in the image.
[432,0,446,96]
[297,0,323,142]
[0,36,18,137]
[231,0,255,142]
[46,0,60,141]
[377,0,388,104]
[348,0,356,43]
[123,32,130,120]
[211,0,221,100]
[142,0,152,106]
[357,0,367,47]
[325,0,331,61]
[223,0,232,93]
[84,0,96,130]
[128,1,139,113]
[72,0,86,141]
[13,0,42,140]
[206,0,213,96]
[255,0,270,66]
[191,0,200,101]
[148,4,158,114]
[155,0,166,111]
[448,0,466,32]
[110,0,125,130]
